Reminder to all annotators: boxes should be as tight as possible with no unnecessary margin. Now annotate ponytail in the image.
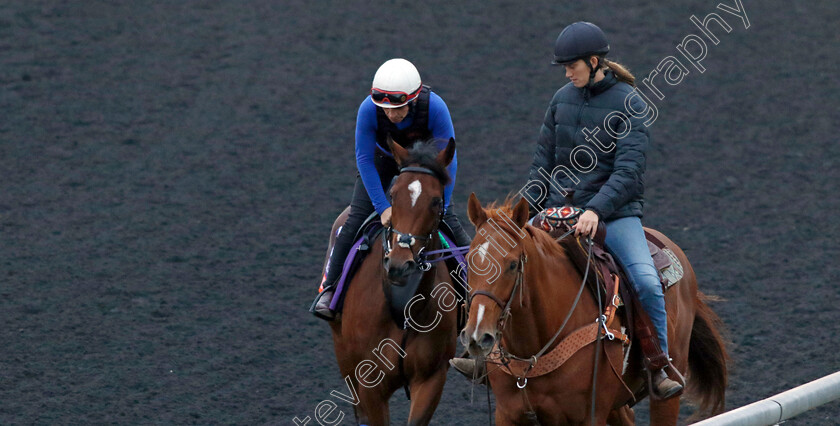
[602,58,635,86]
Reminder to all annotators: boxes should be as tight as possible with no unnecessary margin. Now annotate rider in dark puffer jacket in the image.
[452,21,682,400]
[523,57,647,221]
[532,21,681,399]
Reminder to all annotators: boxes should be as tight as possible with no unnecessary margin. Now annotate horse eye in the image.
[509,261,517,271]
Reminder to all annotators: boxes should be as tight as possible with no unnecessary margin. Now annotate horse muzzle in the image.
[461,325,497,358]
[383,256,419,281]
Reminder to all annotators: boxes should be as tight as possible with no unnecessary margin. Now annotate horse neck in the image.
[503,237,597,356]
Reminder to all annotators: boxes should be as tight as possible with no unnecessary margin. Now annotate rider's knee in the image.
[627,266,663,298]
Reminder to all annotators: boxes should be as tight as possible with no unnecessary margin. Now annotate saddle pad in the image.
[329,224,383,311]
[556,227,686,302]
[533,206,585,232]
[646,241,684,289]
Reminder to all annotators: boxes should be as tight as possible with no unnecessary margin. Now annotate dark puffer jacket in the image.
[524,70,649,221]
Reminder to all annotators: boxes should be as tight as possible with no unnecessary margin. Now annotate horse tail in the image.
[687,291,728,417]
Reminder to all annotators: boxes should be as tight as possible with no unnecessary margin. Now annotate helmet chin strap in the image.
[406,98,418,116]
[586,56,599,88]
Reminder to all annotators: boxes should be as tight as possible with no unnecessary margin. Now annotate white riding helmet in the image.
[370,58,422,108]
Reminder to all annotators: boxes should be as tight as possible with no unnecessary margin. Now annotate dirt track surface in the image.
[1,0,838,424]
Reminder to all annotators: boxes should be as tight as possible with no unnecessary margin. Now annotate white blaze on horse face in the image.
[477,242,490,263]
[472,303,486,342]
[408,180,422,207]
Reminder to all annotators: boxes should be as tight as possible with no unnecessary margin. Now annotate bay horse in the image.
[327,139,459,425]
[461,195,727,425]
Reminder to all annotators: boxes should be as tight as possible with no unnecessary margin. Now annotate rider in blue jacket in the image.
[312,58,471,320]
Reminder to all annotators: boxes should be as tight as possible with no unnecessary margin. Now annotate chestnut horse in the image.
[461,195,727,425]
[327,139,459,425]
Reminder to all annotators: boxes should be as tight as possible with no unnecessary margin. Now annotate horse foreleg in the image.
[583,412,610,426]
[405,369,447,426]
[356,385,390,426]
[649,397,680,426]
[494,408,516,426]
[607,406,635,426]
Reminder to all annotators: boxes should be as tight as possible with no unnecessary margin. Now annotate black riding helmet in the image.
[552,22,610,85]
[552,21,610,64]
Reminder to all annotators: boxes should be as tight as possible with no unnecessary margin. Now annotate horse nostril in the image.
[478,333,495,351]
[404,260,416,271]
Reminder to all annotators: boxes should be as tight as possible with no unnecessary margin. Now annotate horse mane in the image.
[484,196,570,262]
[402,140,451,186]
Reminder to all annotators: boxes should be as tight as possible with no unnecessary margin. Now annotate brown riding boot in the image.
[652,369,683,400]
[311,289,336,320]
[449,358,488,385]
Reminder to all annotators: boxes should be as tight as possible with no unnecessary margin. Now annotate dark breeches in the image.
[441,209,471,248]
[323,175,384,288]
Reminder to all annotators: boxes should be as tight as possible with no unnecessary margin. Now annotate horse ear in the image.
[467,192,487,228]
[388,135,409,166]
[435,137,456,167]
[511,197,530,228]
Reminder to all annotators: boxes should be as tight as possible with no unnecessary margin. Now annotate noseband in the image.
[382,166,446,271]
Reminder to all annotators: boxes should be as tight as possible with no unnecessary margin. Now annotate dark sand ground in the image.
[1,0,838,424]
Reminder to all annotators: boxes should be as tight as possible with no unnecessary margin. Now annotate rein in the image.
[420,245,470,263]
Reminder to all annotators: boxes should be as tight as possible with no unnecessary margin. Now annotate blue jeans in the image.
[604,216,669,357]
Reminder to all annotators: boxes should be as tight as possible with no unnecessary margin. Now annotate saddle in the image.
[533,206,685,373]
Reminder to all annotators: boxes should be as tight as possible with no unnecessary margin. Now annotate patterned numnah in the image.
[534,206,585,232]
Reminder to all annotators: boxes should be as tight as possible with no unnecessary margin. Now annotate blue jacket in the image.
[525,71,649,221]
[355,91,457,214]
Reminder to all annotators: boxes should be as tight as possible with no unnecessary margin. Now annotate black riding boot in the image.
[311,178,378,320]
[441,208,472,248]
[441,208,472,330]
[311,215,366,320]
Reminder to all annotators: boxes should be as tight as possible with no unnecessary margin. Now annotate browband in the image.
[399,166,437,176]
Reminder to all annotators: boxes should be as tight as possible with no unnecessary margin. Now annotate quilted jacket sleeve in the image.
[524,101,558,217]
[584,95,649,219]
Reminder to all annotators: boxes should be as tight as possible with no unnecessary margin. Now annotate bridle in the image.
[467,227,576,335]
[382,166,446,272]
[468,252,528,333]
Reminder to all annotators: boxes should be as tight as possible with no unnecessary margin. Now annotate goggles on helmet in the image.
[371,86,421,106]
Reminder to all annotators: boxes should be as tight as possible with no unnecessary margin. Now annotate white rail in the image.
[691,371,840,425]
